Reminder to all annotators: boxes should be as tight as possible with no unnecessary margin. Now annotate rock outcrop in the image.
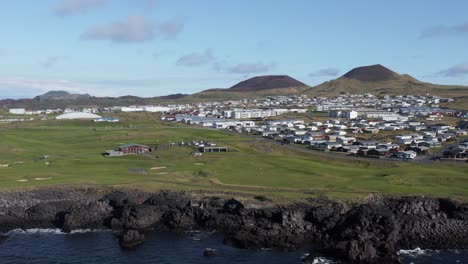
[1,189,467,264]
[119,229,145,248]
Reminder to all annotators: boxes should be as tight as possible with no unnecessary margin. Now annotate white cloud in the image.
[435,64,468,77]
[420,22,468,39]
[81,15,185,43]
[0,77,142,98]
[156,17,185,39]
[81,15,156,43]
[55,0,107,16]
[227,62,273,74]
[309,68,340,77]
[40,56,62,68]
[176,49,215,67]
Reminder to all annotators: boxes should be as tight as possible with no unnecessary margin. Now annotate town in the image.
[3,93,467,161]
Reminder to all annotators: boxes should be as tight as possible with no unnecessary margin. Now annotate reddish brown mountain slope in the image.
[343,64,398,82]
[228,75,307,92]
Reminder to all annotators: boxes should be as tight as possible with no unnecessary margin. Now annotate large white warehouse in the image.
[56,112,102,120]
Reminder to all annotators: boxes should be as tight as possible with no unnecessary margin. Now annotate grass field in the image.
[0,113,467,201]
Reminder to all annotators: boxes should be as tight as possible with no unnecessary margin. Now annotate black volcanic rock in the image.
[25,201,76,227]
[222,198,244,214]
[343,64,398,82]
[229,75,307,92]
[119,204,164,230]
[61,201,112,232]
[119,229,145,248]
[2,189,468,264]
[203,248,217,257]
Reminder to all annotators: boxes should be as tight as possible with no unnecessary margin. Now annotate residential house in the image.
[118,144,152,155]
[393,150,417,159]
[337,136,356,145]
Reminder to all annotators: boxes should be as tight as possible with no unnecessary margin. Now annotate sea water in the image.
[1,229,467,264]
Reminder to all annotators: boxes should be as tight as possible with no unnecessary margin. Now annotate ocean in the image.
[0,229,467,264]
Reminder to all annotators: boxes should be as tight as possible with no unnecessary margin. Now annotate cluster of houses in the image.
[327,106,460,122]
[156,93,467,161]
[6,93,467,122]
[165,111,467,160]
[7,105,176,116]
[103,140,230,158]
[247,120,467,160]
[167,140,230,154]
[166,115,256,129]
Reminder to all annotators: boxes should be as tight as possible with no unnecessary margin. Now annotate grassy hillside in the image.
[184,86,310,101]
[306,65,468,98]
[306,76,468,98]
[1,113,467,201]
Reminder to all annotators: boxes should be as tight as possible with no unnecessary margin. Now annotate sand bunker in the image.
[34,177,52,181]
[156,172,168,175]
[0,164,10,168]
[17,179,28,182]
[194,163,205,166]
[151,166,167,170]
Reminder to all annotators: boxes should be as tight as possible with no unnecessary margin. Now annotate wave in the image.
[311,257,336,264]
[301,253,337,264]
[6,228,110,236]
[397,247,433,257]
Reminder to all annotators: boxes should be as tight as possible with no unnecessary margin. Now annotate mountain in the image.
[228,75,307,92]
[342,64,399,82]
[306,64,468,98]
[185,75,309,101]
[33,91,91,101]
[0,92,190,110]
[1,68,467,110]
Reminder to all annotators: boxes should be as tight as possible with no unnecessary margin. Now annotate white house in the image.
[334,130,347,136]
[121,107,145,112]
[145,106,172,112]
[311,121,323,126]
[329,110,358,119]
[9,108,26,115]
[337,136,356,145]
[293,130,307,136]
[395,150,417,159]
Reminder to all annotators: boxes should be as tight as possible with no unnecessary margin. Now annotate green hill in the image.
[33,91,92,101]
[306,64,468,98]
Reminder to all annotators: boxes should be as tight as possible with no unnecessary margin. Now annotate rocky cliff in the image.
[1,189,467,264]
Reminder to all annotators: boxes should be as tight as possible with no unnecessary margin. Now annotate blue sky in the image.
[0,0,468,98]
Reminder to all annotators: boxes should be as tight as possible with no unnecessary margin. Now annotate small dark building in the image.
[407,146,429,155]
[199,146,228,153]
[443,148,467,159]
[353,140,378,147]
[367,148,390,156]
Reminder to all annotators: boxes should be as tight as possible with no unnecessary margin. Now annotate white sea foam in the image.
[300,253,336,264]
[397,247,431,257]
[311,257,336,264]
[185,230,202,234]
[6,228,109,236]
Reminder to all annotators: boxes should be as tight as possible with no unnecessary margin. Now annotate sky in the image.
[0,0,468,99]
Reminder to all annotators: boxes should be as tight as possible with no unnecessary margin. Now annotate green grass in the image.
[0,113,467,201]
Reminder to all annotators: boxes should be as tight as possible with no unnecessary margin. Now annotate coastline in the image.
[1,188,467,263]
